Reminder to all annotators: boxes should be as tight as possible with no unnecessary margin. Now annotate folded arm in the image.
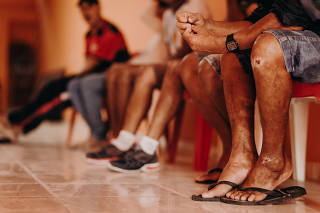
[176,12,302,54]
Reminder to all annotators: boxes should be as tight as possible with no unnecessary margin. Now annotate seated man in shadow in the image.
[85,0,210,171]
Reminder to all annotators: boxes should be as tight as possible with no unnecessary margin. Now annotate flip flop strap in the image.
[208,168,223,175]
[239,187,287,198]
[208,180,238,191]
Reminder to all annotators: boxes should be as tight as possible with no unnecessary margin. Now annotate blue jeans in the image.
[67,72,107,140]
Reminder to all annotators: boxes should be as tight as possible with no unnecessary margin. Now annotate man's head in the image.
[78,0,101,28]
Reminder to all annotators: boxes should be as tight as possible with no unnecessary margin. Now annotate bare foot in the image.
[195,152,229,183]
[195,168,222,183]
[226,153,292,202]
[0,115,20,143]
[201,150,256,198]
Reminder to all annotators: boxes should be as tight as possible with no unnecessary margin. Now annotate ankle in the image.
[258,153,286,172]
[111,130,136,151]
[139,136,159,155]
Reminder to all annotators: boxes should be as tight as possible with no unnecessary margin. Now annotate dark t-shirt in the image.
[246,0,320,35]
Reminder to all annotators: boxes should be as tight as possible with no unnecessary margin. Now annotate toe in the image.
[240,192,251,201]
[253,192,267,202]
[248,193,256,202]
[226,189,238,198]
[233,191,243,200]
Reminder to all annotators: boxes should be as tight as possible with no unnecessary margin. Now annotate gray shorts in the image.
[265,30,320,83]
[195,53,222,74]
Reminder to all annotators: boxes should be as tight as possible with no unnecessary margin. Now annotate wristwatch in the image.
[226,33,240,53]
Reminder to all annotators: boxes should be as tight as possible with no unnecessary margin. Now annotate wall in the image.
[0,0,38,111]
[37,0,156,75]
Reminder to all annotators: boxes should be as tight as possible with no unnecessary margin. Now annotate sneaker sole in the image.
[107,162,160,173]
[86,157,118,166]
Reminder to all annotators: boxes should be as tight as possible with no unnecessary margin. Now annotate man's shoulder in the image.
[101,20,120,33]
[86,20,121,38]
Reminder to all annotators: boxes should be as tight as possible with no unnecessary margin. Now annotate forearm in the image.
[206,19,252,36]
[205,13,284,53]
[234,13,283,50]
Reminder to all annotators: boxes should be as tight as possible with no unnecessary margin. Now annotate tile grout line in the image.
[156,184,188,198]
[16,161,73,213]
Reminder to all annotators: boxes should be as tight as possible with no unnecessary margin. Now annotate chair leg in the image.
[194,110,212,171]
[65,109,77,148]
[289,100,309,182]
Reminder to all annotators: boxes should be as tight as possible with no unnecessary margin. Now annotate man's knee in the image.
[135,67,158,89]
[198,59,220,90]
[221,53,241,80]
[106,65,120,86]
[251,33,285,73]
[179,53,199,82]
[67,78,80,95]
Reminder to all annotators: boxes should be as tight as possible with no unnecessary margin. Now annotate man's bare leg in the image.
[147,53,231,182]
[195,58,232,182]
[227,33,293,202]
[146,60,183,139]
[121,65,164,133]
[202,52,257,198]
[106,64,123,137]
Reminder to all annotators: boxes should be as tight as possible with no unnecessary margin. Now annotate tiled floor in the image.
[0,122,320,212]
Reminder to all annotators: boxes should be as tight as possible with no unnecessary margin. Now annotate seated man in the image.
[0,0,130,143]
[177,0,318,204]
[67,0,169,152]
[107,0,257,179]
[85,0,210,169]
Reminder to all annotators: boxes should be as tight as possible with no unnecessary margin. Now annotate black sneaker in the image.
[86,144,128,166]
[107,149,160,173]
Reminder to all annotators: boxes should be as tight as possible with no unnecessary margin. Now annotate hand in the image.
[176,12,208,32]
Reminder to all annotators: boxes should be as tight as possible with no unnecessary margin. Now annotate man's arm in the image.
[176,12,302,54]
[176,12,252,36]
[81,56,100,73]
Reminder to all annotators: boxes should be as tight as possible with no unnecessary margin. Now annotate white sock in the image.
[111,130,136,151]
[139,136,159,155]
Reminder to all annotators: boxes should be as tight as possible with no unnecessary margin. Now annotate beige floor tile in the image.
[0,197,70,213]
[0,163,36,184]
[0,140,318,213]
[0,184,51,197]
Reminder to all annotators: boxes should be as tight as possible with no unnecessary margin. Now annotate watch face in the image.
[227,41,238,51]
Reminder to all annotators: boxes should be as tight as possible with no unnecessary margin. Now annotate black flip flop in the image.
[220,186,307,205]
[195,168,223,184]
[192,180,239,202]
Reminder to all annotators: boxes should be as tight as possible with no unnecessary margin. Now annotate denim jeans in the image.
[67,72,107,140]
[265,30,320,83]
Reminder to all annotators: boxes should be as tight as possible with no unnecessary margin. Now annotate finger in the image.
[188,13,204,25]
[176,11,189,23]
[281,26,303,31]
[182,27,194,43]
[191,24,203,34]
[176,22,191,34]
